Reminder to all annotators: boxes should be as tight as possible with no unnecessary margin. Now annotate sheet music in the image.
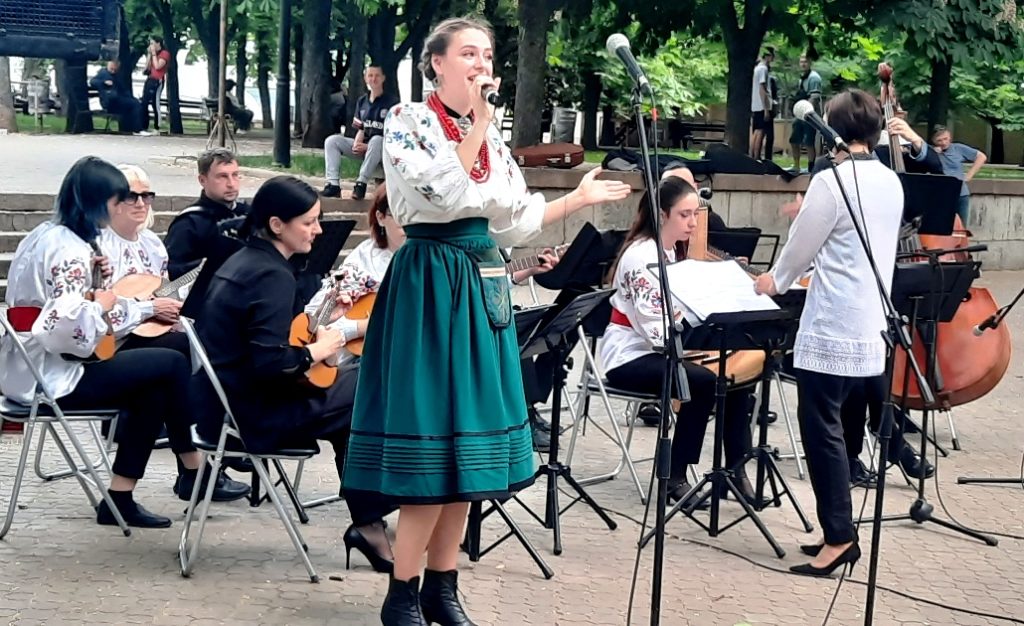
[660,259,779,322]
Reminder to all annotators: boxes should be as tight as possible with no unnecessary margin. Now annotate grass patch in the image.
[12,112,211,135]
[237,152,362,180]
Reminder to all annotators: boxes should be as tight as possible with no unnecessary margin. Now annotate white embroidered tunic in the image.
[99,227,169,282]
[600,239,684,374]
[382,102,546,247]
[305,238,395,365]
[771,159,903,377]
[0,222,156,403]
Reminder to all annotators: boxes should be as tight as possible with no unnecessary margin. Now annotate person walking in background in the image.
[790,54,822,173]
[750,47,774,160]
[141,36,171,133]
[932,126,988,223]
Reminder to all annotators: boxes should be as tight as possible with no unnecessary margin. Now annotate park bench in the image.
[670,120,727,150]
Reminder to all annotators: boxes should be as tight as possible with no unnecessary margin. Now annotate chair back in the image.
[0,308,56,401]
[179,317,241,433]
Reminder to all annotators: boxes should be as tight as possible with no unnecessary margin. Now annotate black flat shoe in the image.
[96,499,172,529]
[420,569,476,626]
[790,542,861,577]
[898,446,935,479]
[849,458,878,488]
[723,470,771,509]
[381,575,426,626]
[221,456,255,474]
[175,468,251,502]
[343,524,393,574]
[667,480,710,510]
[800,543,824,557]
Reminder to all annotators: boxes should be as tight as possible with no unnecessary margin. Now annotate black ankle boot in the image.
[420,569,475,626]
[381,575,426,626]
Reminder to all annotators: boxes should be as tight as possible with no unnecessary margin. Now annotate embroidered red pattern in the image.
[426,92,490,183]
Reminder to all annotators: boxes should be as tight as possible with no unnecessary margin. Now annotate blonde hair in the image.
[115,164,155,231]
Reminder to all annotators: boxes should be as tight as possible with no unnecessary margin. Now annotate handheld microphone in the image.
[793,100,848,152]
[973,314,998,336]
[606,34,652,96]
[482,85,501,106]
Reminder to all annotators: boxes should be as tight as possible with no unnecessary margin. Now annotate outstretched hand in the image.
[574,167,632,206]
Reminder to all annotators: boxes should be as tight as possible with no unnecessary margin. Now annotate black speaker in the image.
[0,0,119,60]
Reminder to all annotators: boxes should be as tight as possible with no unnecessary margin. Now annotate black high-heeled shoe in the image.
[790,542,861,577]
[343,524,394,574]
[799,543,824,557]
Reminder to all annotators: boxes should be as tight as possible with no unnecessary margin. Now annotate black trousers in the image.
[279,362,395,527]
[795,369,861,544]
[840,374,908,463]
[606,354,753,482]
[140,77,162,130]
[60,346,193,480]
[105,96,144,133]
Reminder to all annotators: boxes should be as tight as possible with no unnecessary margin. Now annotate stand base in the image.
[957,476,1023,486]
[872,498,998,546]
[462,500,554,579]
[522,461,617,556]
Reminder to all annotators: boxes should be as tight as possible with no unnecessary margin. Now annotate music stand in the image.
[639,308,803,557]
[303,219,356,277]
[873,258,998,546]
[460,303,558,579]
[514,289,619,555]
[533,222,625,291]
[898,174,961,236]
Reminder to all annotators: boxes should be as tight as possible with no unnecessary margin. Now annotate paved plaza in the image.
[0,136,1023,625]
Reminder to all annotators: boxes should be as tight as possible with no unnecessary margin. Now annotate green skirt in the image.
[343,218,536,504]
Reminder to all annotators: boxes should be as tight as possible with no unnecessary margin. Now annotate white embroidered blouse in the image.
[382,102,546,248]
[600,238,684,374]
[771,159,903,377]
[98,227,164,332]
[0,222,157,403]
[305,238,395,365]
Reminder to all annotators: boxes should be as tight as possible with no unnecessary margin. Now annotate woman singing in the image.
[342,16,631,625]
[754,89,903,576]
[601,176,757,506]
[0,157,234,529]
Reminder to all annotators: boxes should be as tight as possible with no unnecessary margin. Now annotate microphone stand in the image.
[820,151,934,626]
[957,282,1024,486]
[625,84,691,626]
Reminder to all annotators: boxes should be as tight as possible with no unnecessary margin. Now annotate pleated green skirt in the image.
[343,218,536,504]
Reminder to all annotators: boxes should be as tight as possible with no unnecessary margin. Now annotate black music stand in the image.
[514,289,618,555]
[875,258,997,546]
[533,222,625,292]
[898,174,961,236]
[461,304,557,579]
[639,308,802,557]
[303,219,356,276]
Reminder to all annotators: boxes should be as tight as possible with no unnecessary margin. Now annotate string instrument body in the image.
[86,241,116,361]
[288,286,340,389]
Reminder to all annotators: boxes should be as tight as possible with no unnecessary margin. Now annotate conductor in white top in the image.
[754,89,903,577]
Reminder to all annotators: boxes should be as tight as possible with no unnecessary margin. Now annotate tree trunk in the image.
[235,31,248,107]
[927,55,953,135]
[346,5,368,136]
[511,0,548,148]
[154,1,184,134]
[986,118,1005,164]
[57,61,93,133]
[368,8,399,99]
[581,71,601,150]
[54,62,67,118]
[20,58,44,97]
[256,25,274,129]
[186,0,220,97]
[0,57,17,132]
[411,35,425,102]
[293,23,303,134]
[300,0,333,148]
[723,49,756,152]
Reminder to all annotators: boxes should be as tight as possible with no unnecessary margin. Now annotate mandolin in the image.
[288,284,340,388]
[86,241,117,361]
[113,260,206,338]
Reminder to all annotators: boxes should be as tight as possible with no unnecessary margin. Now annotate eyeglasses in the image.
[123,191,156,205]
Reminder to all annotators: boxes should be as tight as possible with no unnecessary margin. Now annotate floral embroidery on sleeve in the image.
[47,258,90,298]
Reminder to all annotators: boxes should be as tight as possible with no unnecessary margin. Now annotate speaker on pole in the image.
[0,0,119,61]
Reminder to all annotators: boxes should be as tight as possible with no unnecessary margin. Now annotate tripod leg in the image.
[944,408,961,451]
[544,470,563,555]
[462,501,483,561]
[925,515,998,547]
[491,500,554,579]
[561,470,618,531]
[724,474,785,558]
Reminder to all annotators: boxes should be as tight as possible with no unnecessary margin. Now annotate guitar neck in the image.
[155,260,205,298]
[506,255,540,274]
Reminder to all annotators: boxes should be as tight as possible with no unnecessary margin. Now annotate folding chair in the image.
[0,310,129,539]
[177,318,319,582]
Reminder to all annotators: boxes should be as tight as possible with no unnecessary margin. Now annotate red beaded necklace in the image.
[427,91,490,183]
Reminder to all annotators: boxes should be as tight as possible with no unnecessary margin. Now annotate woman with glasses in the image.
[0,157,246,530]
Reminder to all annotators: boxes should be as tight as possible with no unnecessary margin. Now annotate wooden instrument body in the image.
[111,274,168,338]
[288,313,339,388]
[342,293,377,357]
[892,217,1011,408]
[87,242,117,361]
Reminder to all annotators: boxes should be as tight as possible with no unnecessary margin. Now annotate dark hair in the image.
[368,185,392,248]
[420,16,495,82]
[197,148,237,176]
[55,156,129,243]
[609,176,696,280]
[826,89,883,149]
[224,79,236,90]
[245,176,319,241]
[931,125,951,140]
[763,46,775,58]
[151,35,164,47]
[365,64,386,76]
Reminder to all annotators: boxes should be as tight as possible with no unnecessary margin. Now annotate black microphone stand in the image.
[623,85,692,626]
[820,151,934,626]
[958,282,1024,486]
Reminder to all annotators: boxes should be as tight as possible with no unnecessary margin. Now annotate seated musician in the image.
[0,157,243,529]
[101,164,250,497]
[192,177,397,568]
[755,89,903,575]
[600,176,758,505]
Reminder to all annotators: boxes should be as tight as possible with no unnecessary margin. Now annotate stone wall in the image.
[521,168,1024,270]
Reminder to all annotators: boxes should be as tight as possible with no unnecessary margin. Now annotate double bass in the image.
[880,62,1012,409]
